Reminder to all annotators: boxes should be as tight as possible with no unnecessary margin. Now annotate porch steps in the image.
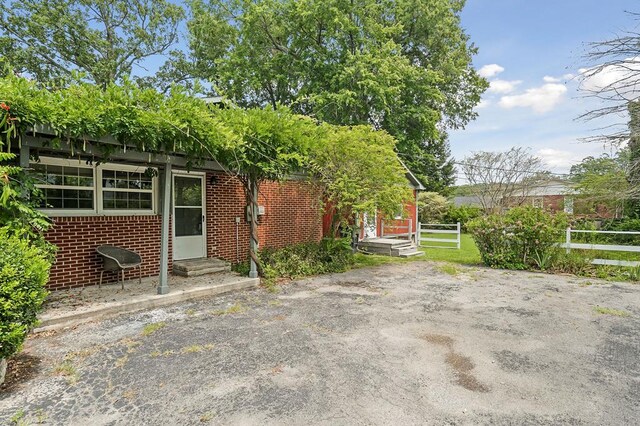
[358,238,424,258]
[173,258,231,277]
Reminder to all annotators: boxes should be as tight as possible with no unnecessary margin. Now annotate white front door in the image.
[173,173,206,260]
[363,212,377,239]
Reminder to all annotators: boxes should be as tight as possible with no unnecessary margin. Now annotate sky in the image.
[450,0,640,183]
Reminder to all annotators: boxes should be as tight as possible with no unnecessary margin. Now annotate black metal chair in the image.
[96,245,143,289]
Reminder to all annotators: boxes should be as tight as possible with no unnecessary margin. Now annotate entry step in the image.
[173,258,231,277]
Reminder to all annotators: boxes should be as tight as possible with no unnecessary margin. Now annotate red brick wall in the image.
[206,172,323,263]
[45,216,169,290]
[45,173,323,289]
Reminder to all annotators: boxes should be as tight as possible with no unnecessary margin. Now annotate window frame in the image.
[98,164,158,216]
[32,157,158,217]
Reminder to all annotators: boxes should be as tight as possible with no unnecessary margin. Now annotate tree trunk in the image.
[247,178,260,278]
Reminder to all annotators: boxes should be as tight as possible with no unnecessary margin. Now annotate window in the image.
[532,197,544,209]
[32,157,157,215]
[564,197,574,214]
[32,161,95,211]
[101,169,154,211]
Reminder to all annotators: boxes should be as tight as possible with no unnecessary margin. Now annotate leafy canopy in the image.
[185,0,487,189]
[309,124,412,229]
[0,0,184,87]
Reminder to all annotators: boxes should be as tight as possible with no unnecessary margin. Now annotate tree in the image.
[417,192,449,223]
[0,0,184,88]
[569,151,632,218]
[579,12,640,215]
[461,147,549,214]
[216,106,319,277]
[185,0,486,190]
[309,124,412,236]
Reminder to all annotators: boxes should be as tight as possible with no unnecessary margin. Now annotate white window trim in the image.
[33,157,159,217]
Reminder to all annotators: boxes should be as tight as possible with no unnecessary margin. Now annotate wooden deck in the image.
[358,238,424,258]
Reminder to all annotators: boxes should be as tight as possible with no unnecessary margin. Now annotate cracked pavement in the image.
[1,262,639,425]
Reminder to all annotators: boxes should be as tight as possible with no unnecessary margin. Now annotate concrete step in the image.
[392,246,423,256]
[173,258,231,277]
[358,238,413,250]
[397,250,425,258]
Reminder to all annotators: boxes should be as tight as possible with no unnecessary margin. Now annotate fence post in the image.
[408,218,413,241]
[457,222,461,250]
[566,227,571,253]
[417,222,421,247]
[380,219,384,238]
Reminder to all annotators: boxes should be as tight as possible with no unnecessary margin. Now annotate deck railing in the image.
[380,218,413,241]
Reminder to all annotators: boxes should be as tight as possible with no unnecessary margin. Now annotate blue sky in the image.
[450,0,640,182]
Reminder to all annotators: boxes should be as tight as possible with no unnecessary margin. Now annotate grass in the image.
[437,263,461,276]
[594,306,631,317]
[141,322,166,336]
[419,234,481,265]
[352,234,481,269]
[211,303,247,316]
[52,360,79,385]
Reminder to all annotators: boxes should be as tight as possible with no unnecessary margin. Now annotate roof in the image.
[398,159,425,190]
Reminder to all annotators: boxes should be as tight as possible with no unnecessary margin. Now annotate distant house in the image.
[453,179,576,214]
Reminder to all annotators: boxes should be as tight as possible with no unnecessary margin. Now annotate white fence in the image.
[559,228,640,267]
[418,222,461,249]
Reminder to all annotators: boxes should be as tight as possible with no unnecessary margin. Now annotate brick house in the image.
[20,129,323,291]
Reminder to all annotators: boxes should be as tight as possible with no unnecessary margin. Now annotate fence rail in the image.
[560,228,640,267]
[418,222,461,249]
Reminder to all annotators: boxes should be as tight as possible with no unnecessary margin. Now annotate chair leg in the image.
[99,270,104,289]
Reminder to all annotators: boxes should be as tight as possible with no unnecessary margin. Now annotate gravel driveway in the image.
[1,262,639,425]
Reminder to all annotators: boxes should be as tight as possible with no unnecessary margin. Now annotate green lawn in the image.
[419,233,481,265]
[352,234,481,269]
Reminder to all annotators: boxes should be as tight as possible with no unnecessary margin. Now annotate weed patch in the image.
[212,303,246,316]
[594,306,630,317]
[142,322,166,337]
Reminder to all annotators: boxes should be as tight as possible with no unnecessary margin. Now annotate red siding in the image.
[44,173,323,290]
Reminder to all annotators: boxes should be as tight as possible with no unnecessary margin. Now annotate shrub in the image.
[258,238,353,282]
[417,192,449,223]
[468,207,568,270]
[442,204,482,231]
[0,229,52,360]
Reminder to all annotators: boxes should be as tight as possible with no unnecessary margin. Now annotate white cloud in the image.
[536,148,578,169]
[487,79,522,94]
[498,83,568,114]
[579,58,640,99]
[475,99,491,109]
[478,64,504,78]
[543,75,561,83]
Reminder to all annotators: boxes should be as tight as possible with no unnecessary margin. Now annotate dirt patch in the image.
[0,353,42,393]
[422,333,489,393]
[422,333,454,348]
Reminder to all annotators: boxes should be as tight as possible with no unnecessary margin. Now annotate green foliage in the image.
[217,106,318,182]
[186,0,486,190]
[0,73,238,159]
[259,238,354,282]
[0,228,51,359]
[0,152,52,243]
[442,204,482,232]
[0,0,185,87]
[468,207,568,270]
[310,125,412,232]
[417,192,449,223]
[570,152,629,218]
